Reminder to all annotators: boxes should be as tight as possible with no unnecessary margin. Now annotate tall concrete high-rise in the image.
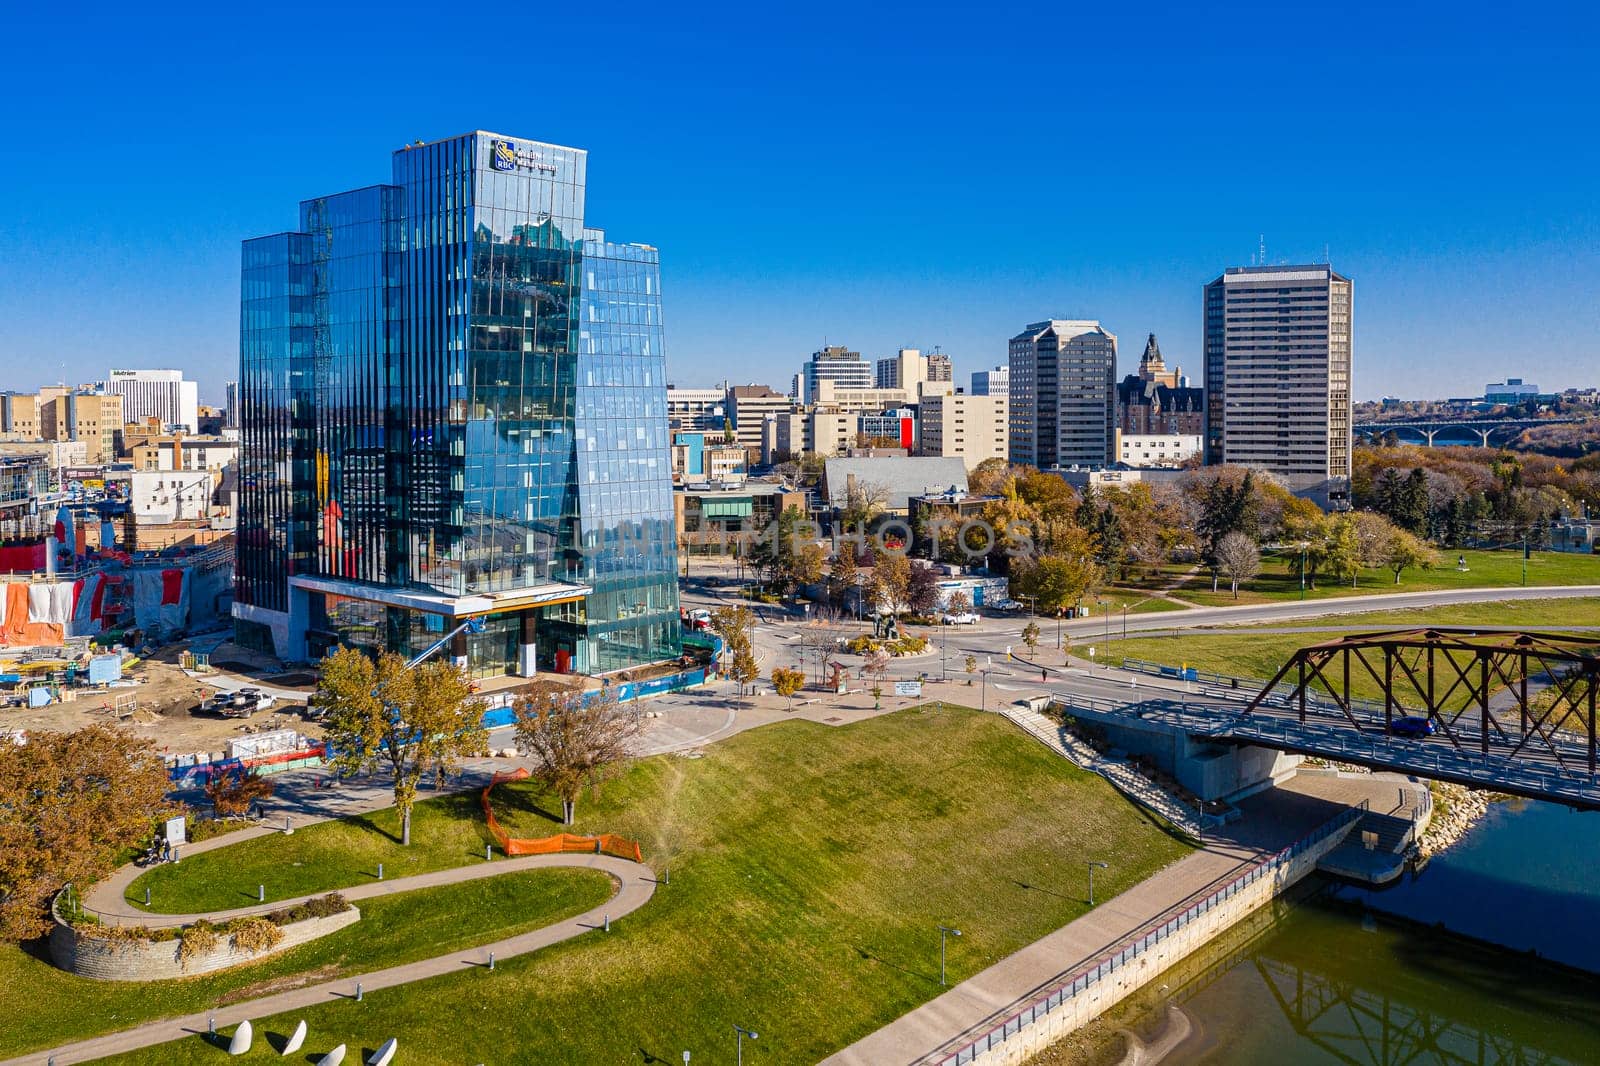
[970,366,1008,397]
[236,130,680,676]
[925,350,953,383]
[1008,321,1117,469]
[800,345,872,402]
[104,369,199,433]
[1203,264,1352,504]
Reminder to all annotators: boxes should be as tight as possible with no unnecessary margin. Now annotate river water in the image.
[1125,799,1600,1065]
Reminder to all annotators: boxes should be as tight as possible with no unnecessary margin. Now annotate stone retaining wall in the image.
[49,906,360,981]
[964,822,1352,1066]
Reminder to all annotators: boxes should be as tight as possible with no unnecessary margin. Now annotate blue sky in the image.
[1,1,1595,403]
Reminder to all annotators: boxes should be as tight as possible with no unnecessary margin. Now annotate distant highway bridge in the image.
[1353,417,1580,448]
[1057,628,1600,811]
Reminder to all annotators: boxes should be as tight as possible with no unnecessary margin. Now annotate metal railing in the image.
[939,799,1368,1065]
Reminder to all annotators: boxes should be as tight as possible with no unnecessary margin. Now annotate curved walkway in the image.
[15,839,655,1065]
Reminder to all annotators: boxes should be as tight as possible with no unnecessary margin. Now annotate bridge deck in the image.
[1054,687,1600,810]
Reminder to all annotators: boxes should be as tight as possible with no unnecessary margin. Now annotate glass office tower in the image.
[235,132,680,677]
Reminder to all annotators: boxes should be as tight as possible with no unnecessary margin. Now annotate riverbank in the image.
[1417,780,1492,859]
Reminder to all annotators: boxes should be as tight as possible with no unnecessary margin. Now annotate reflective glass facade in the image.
[237,131,679,675]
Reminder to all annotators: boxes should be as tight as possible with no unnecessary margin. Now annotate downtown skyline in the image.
[2,3,1596,403]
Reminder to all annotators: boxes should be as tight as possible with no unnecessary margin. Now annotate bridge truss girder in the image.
[1242,628,1600,777]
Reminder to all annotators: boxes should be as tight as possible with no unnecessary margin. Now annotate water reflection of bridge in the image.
[1256,955,1578,1066]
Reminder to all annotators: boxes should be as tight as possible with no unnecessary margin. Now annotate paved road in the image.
[19,830,656,1066]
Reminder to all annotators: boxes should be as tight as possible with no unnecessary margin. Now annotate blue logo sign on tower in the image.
[491,140,517,172]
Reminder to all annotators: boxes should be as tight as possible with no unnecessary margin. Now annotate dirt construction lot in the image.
[2,643,320,754]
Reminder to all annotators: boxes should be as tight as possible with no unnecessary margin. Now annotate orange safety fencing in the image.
[480,767,644,863]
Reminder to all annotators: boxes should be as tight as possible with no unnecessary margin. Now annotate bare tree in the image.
[1215,531,1261,599]
[513,686,641,825]
[797,609,844,687]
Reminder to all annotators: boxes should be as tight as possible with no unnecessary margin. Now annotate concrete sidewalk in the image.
[15,852,655,1066]
[822,772,1400,1066]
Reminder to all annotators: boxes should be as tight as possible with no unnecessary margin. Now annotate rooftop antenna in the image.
[1259,234,1267,267]
[1324,243,1331,265]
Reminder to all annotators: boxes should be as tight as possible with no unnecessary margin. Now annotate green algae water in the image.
[1054,799,1600,1065]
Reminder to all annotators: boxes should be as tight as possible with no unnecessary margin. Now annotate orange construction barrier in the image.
[480,768,644,863]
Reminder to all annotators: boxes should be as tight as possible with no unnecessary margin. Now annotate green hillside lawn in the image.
[112,705,1190,1065]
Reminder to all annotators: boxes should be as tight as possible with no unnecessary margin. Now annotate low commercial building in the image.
[672,432,748,484]
[675,482,808,556]
[821,456,969,517]
[1114,431,1201,468]
[909,490,1001,556]
[131,434,240,472]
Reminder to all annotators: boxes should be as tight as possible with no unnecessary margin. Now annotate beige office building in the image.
[918,392,1008,469]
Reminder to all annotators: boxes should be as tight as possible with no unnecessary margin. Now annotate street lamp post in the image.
[1098,599,1110,668]
[938,924,962,986]
[1087,860,1109,905]
[940,615,948,682]
[1299,542,1308,600]
[1121,605,1129,641]
[733,1024,759,1066]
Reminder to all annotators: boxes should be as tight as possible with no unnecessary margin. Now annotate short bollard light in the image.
[258,884,265,903]
[378,863,384,881]
[486,844,492,861]
[356,981,363,1002]
[144,887,151,906]
[604,914,611,933]
[284,816,293,835]
[208,1013,215,1034]
[488,951,495,971]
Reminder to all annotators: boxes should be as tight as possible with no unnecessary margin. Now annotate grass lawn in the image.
[110,705,1189,1065]
[0,868,611,1060]
[1157,549,1600,608]
[130,789,505,913]
[1111,597,1600,704]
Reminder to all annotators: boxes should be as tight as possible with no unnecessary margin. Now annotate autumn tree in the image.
[827,547,860,611]
[770,666,806,710]
[1381,526,1439,584]
[1021,621,1041,658]
[1215,531,1261,599]
[871,548,912,616]
[906,562,942,617]
[945,590,973,616]
[203,767,275,818]
[0,725,176,941]
[513,687,640,825]
[963,654,978,685]
[318,648,489,846]
[1012,553,1101,615]
[710,603,761,697]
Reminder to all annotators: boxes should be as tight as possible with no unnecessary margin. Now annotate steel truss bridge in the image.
[1066,629,1600,809]
[1353,417,1579,448]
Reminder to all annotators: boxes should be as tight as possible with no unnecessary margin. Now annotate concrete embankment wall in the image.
[966,826,1351,1066]
[48,907,360,981]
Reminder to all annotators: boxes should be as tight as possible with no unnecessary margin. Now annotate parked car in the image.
[685,608,713,631]
[1388,715,1435,739]
[992,598,1024,612]
[941,612,979,626]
